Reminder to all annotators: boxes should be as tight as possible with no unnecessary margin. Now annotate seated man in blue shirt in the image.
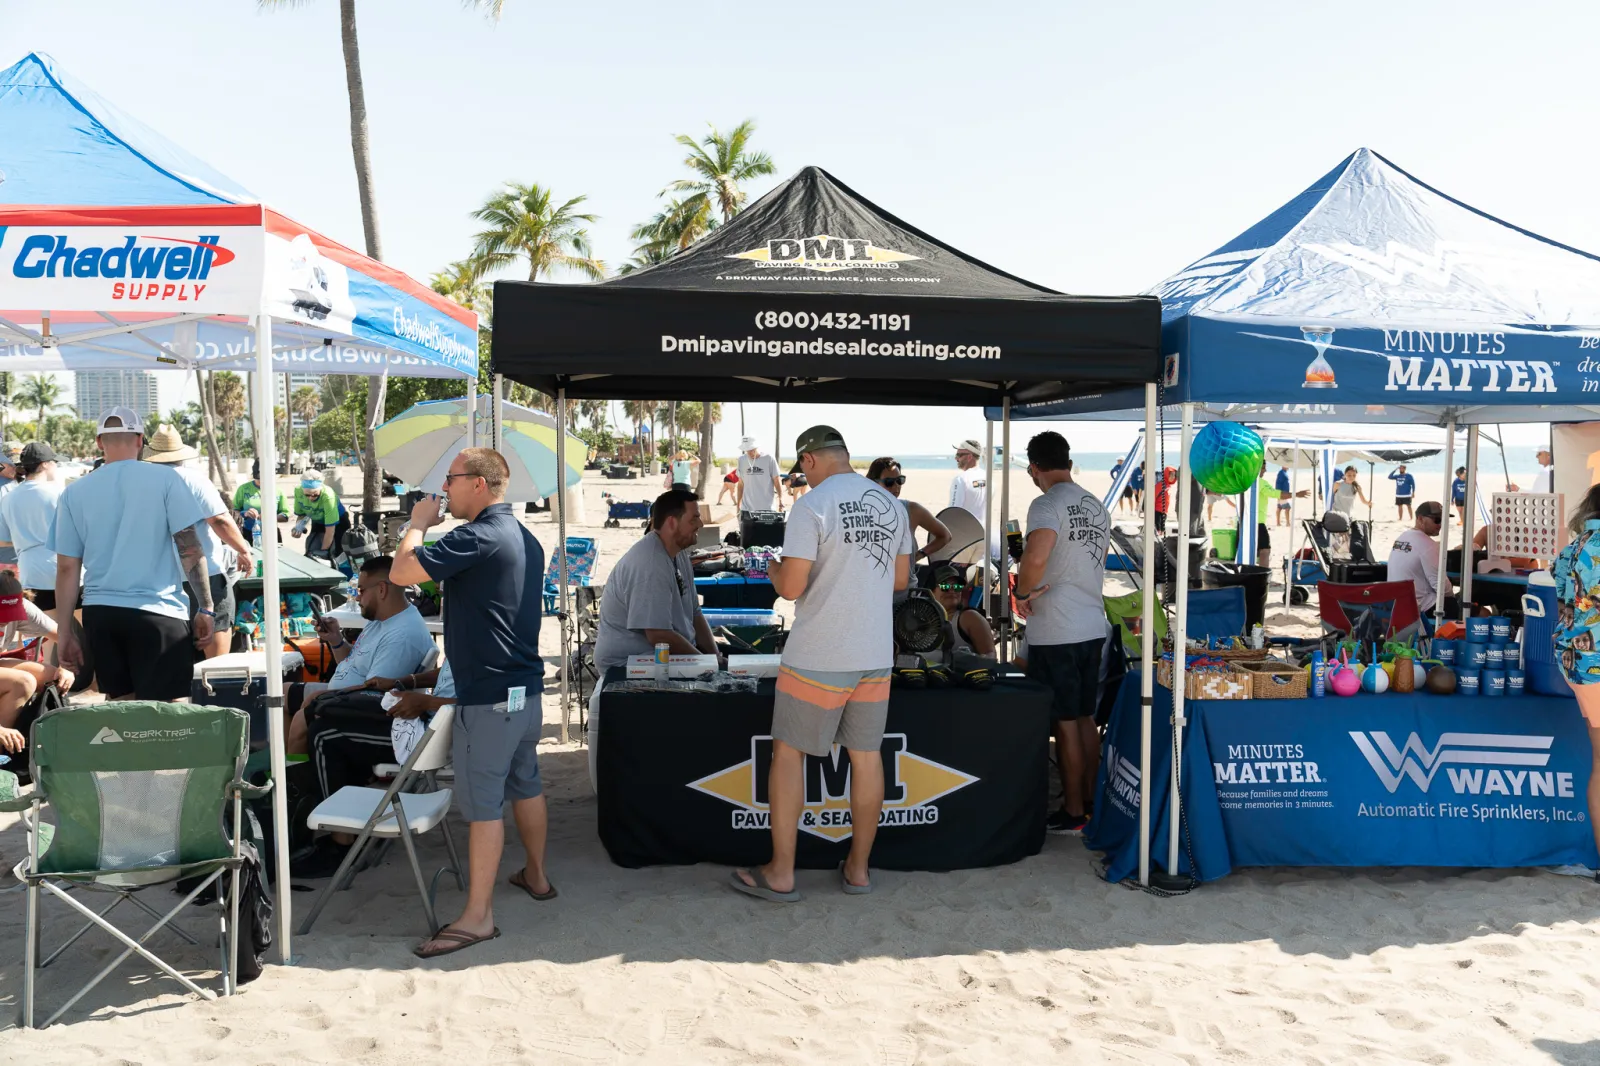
[285,554,437,754]
[391,446,549,960]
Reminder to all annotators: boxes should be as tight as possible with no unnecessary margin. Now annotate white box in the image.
[666,654,719,680]
[625,655,665,680]
[727,654,782,679]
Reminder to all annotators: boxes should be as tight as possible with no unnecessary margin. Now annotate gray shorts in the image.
[186,572,237,630]
[452,701,543,821]
[771,666,891,757]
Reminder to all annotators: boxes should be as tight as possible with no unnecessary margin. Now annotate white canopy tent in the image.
[0,52,480,965]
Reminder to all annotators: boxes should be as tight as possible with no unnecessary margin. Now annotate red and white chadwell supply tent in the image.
[0,52,480,961]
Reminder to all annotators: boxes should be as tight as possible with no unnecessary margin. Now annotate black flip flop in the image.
[413,926,501,959]
[510,869,558,901]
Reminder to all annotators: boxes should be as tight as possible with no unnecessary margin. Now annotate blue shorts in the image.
[452,701,543,821]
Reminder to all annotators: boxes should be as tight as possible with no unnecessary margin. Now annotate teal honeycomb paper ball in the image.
[1190,421,1264,496]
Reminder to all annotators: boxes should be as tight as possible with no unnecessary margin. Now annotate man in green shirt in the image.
[232,460,289,543]
[293,473,347,560]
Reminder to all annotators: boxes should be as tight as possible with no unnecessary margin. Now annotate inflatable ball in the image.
[1190,421,1266,496]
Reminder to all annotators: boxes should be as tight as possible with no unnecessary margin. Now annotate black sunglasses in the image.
[879,476,906,487]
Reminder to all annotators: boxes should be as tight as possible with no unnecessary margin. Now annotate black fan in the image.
[894,589,948,654]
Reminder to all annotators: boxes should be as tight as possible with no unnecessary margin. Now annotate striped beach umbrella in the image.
[374,397,584,502]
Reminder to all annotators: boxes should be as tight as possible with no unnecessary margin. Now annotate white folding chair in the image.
[297,704,462,936]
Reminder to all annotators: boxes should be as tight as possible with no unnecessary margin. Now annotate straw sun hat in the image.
[141,424,198,464]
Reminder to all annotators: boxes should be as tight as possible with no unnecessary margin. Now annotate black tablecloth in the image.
[597,668,1051,870]
[696,577,779,610]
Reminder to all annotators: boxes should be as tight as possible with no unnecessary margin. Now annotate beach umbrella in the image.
[374,397,584,501]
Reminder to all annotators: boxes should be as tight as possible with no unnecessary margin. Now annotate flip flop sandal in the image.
[729,867,800,903]
[837,861,872,895]
[413,926,501,959]
[510,869,558,901]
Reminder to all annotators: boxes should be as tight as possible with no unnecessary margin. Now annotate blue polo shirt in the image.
[414,502,545,706]
[1388,470,1416,498]
[1274,469,1291,493]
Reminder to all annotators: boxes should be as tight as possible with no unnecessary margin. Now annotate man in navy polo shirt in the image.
[391,446,550,960]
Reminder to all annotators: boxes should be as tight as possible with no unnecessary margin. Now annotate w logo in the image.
[1349,732,1552,793]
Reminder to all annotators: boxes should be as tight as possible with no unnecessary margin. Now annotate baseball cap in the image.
[96,407,142,436]
[954,439,982,455]
[1416,501,1444,521]
[930,562,965,588]
[0,572,26,624]
[20,442,56,470]
[739,436,757,451]
[795,425,847,455]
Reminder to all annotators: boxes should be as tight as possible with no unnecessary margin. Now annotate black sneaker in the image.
[290,839,352,879]
[1046,809,1090,836]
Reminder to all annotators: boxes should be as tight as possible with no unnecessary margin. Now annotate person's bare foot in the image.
[514,867,552,896]
[735,863,794,894]
[416,915,494,956]
[841,860,870,890]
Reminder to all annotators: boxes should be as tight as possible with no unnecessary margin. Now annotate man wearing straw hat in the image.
[50,408,247,699]
[144,424,254,660]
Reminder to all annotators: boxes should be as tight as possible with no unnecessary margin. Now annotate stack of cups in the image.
[1459,615,1492,698]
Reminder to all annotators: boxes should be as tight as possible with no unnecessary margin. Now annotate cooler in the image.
[739,510,786,550]
[1520,576,1571,698]
[192,650,306,747]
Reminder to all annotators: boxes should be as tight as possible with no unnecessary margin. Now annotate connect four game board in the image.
[1489,492,1565,559]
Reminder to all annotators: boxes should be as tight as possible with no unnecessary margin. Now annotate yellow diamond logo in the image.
[688,733,978,841]
[726,235,921,274]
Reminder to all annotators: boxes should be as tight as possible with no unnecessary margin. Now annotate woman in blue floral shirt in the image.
[1553,483,1600,872]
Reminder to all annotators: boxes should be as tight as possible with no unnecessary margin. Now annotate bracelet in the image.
[329,637,347,649]
[196,609,215,618]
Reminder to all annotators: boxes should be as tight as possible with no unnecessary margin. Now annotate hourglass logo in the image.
[1301,325,1338,388]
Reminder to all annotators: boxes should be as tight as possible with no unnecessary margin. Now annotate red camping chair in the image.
[1317,581,1421,643]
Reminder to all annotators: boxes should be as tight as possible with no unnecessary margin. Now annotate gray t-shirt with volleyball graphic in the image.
[1023,479,1110,646]
[780,471,913,671]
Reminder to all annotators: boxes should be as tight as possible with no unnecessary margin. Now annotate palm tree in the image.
[666,120,774,497]
[259,0,507,517]
[291,386,322,466]
[469,183,605,282]
[621,197,718,271]
[666,120,776,227]
[430,259,493,322]
[212,372,247,470]
[15,375,66,432]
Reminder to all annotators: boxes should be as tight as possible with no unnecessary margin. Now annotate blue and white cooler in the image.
[1522,572,1572,698]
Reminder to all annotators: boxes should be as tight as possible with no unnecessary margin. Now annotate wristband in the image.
[196,609,216,618]
[329,637,347,649]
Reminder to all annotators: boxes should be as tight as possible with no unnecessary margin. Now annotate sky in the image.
[2,0,1592,461]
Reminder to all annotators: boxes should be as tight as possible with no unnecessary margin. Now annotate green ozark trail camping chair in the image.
[2,702,269,1029]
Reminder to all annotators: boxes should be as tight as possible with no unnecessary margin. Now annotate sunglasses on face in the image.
[936,582,965,592]
[880,476,906,487]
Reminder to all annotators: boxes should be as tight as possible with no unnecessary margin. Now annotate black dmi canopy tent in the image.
[491,166,1161,405]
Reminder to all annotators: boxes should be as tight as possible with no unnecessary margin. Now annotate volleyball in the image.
[1190,421,1264,496]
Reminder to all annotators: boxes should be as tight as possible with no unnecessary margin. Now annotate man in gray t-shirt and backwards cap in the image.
[731,425,911,903]
[1015,431,1110,838]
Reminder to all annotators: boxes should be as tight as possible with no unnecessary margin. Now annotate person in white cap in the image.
[949,439,988,522]
[735,436,783,515]
[1532,448,1554,495]
[48,407,247,700]
[144,424,253,660]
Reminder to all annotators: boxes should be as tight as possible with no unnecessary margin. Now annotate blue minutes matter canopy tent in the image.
[997,148,1600,426]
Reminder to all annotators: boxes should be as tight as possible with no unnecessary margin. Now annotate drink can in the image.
[1457,669,1480,696]
[1484,643,1503,668]
[1483,669,1506,697]
[654,642,670,665]
[1466,617,1491,643]
[1507,668,1526,695]
[1490,616,1512,641]
[1434,638,1456,665]
[1463,643,1488,669]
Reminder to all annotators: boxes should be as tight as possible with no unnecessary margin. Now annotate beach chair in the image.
[297,704,462,937]
[3,702,266,1029]
[1317,580,1421,643]
[544,536,598,613]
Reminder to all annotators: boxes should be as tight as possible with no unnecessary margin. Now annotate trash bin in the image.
[1160,535,1207,605]
[1200,560,1271,633]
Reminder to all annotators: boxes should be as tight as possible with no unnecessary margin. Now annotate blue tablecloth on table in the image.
[1091,675,1599,882]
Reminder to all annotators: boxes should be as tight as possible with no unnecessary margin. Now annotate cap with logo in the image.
[794,425,848,456]
[96,406,142,436]
[0,571,26,623]
[954,439,982,455]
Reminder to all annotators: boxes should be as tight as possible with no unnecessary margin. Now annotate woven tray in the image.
[1229,660,1308,699]
[1158,660,1251,700]
[1162,638,1269,663]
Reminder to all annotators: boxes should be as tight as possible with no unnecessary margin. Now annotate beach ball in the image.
[1190,421,1265,496]
[1361,665,1390,694]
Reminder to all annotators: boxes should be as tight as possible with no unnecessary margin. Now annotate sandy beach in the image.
[4,467,1599,1063]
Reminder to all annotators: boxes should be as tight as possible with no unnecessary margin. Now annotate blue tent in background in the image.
[999,148,1600,426]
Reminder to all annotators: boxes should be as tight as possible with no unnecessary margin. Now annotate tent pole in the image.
[1139,383,1157,888]
[1435,419,1456,631]
[283,371,291,472]
[1287,438,1300,604]
[1367,461,1374,527]
[465,376,476,450]
[774,403,781,472]
[492,374,505,452]
[254,314,291,964]
[1000,397,1011,662]
[558,386,571,745]
[1168,402,1194,877]
[1462,425,1480,619]
[982,421,994,620]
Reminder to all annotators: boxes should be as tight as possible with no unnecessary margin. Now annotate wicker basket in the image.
[1158,660,1252,700]
[1161,638,1269,663]
[1229,660,1309,699]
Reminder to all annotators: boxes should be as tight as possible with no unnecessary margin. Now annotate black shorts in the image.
[28,589,55,612]
[1395,496,1413,505]
[1025,639,1103,723]
[81,605,194,700]
[1258,523,1270,553]
[1121,486,1134,499]
[184,573,237,631]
